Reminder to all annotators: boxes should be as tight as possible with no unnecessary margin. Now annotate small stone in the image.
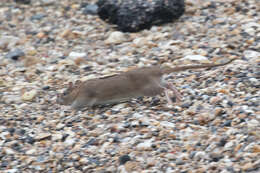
[26,148,37,155]
[36,115,45,123]
[60,29,72,38]
[247,119,259,128]
[36,32,46,39]
[82,4,98,15]
[224,141,234,150]
[4,147,16,154]
[105,31,126,44]
[136,139,153,150]
[14,0,31,4]
[243,50,260,59]
[146,158,156,167]
[56,123,65,130]
[0,79,7,87]
[79,157,88,164]
[222,120,232,127]
[42,86,50,90]
[26,49,37,56]
[182,55,209,61]
[4,169,18,173]
[160,121,175,129]
[71,4,80,9]
[21,90,37,101]
[124,161,140,172]
[119,155,131,165]
[64,137,76,146]
[133,37,148,47]
[25,136,35,144]
[209,152,223,162]
[41,0,55,6]
[194,151,206,161]
[0,36,19,49]
[252,145,260,153]
[52,133,63,141]
[242,162,254,171]
[68,52,87,59]
[30,14,46,21]
[165,153,175,160]
[210,96,222,105]
[35,133,51,140]
[5,48,25,60]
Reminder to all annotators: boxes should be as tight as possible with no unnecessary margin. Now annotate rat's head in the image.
[56,80,82,105]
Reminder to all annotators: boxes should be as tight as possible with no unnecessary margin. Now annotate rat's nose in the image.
[56,95,62,104]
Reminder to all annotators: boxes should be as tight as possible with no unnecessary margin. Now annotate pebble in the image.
[105,31,126,44]
[4,147,16,155]
[0,36,20,49]
[133,37,149,47]
[68,52,87,59]
[243,50,260,59]
[82,4,98,15]
[160,121,175,129]
[64,137,76,146]
[5,49,25,60]
[247,119,259,128]
[182,55,209,61]
[26,148,37,155]
[35,133,51,140]
[136,139,153,150]
[21,90,37,101]
[30,14,46,21]
[41,0,55,6]
[124,161,140,172]
[119,154,131,165]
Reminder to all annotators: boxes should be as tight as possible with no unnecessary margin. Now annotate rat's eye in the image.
[63,91,68,96]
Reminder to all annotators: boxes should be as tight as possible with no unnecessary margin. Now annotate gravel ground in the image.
[0,0,259,172]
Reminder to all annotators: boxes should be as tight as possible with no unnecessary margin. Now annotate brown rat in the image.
[56,58,235,110]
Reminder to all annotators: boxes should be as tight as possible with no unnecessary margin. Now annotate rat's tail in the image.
[162,58,236,74]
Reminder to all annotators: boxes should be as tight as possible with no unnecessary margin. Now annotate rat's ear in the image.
[68,82,73,89]
[75,80,82,87]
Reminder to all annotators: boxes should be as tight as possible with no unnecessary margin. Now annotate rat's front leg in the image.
[164,89,173,105]
[159,80,182,103]
[166,82,182,102]
[71,97,97,110]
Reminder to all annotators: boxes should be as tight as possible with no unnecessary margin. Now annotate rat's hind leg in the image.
[164,89,173,105]
[168,82,182,102]
[162,82,182,102]
[71,98,97,110]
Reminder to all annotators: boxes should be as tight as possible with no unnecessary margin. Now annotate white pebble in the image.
[105,31,126,44]
[182,55,209,61]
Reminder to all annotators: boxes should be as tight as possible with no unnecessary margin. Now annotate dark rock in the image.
[83,4,98,15]
[5,48,25,60]
[14,0,31,4]
[11,142,21,151]
[25,136,35,144]
[97,0,185,32]
[210,152,223,162]
[61,134,69,142]
[218,137,227,147]
[17,129,26,136]
[181,101,193,108]
[88,157,100,165]
[30,14,46,21]
[119,154,131,165]
[176,158,184,165]
[42,86,50,90]
[150,97,160,106]
[6,128,15,134]
[221,120,232,127]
